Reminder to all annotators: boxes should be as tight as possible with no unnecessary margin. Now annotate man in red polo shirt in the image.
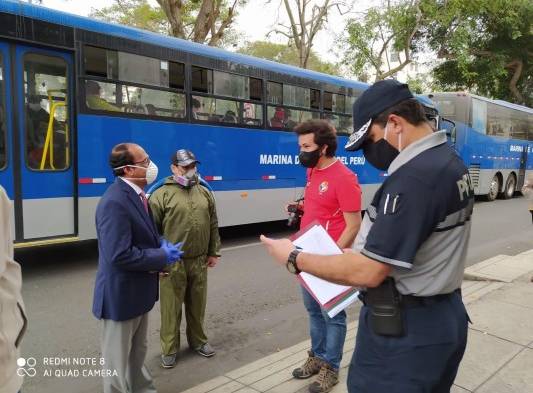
[290,119,362,393]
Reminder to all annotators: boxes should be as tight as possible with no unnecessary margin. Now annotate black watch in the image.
[286,249,301,274]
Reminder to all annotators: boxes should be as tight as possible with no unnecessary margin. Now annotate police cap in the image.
[172,149,200,166]
[345,79,413,151]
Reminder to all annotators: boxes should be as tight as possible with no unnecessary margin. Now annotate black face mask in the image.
[362,139,399,171]
[299,148,322,168]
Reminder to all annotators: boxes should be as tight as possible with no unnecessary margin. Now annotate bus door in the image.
[517,147,528,190]
[11,45,76,242]
[0,42,14,239]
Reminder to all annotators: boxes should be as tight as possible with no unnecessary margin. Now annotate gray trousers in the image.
[102,313,157,393]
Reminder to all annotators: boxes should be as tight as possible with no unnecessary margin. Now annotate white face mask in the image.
[116,161,159,185]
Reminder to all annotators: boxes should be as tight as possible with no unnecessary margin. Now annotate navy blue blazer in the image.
[92,177,167,321]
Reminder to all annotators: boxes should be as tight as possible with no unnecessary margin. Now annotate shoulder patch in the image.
[382,193,401,215]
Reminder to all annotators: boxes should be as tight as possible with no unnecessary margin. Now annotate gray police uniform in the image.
[349,131,473,393]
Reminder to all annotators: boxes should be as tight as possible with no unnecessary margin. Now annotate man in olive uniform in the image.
[149,149,221,369]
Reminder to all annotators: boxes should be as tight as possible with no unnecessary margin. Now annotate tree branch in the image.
[505,59,525,104]
[208,0,239,46]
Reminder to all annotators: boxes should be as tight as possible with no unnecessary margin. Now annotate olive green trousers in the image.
[160,255,208,356]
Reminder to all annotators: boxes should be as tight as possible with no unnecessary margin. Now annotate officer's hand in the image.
[260,235,294,265]
[207,256,219,268]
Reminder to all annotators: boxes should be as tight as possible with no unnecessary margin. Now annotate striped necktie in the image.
[139,192,149,214]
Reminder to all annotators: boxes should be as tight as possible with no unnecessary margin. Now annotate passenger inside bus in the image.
[270,107,285,128]
[26,95,67,169]
[222,110,237,123]
[284,108,297,129]
[192,98,202,120]
[26,96,53,168]
[85,80,121,112]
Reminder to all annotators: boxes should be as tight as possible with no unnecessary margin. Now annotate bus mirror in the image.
[442,118,456,144]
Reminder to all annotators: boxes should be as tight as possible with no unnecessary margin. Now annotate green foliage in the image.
[89,0,170,35]
[341,0,425,81]
[426,0,532,106]
[238,41,341,75]
[406,77,424,94]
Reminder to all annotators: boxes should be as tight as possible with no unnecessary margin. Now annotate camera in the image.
[287,199,304,228]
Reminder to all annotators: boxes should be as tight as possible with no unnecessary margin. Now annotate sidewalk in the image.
[181,249,533,393]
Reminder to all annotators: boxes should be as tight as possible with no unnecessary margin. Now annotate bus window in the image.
[267,82,282,105]
[311,89,320,110]
[0,57,6,169]
[24,53,69,171]
[213,71,249,100]
[249,78,262,102]
[192,95,237,123]
[324,92,345,113]
[85,80,121,112]
[471,98,487,134]
[267,106,318,130]
[243,102,262,126]
[324,113,352,135]
[192,95,261,126]
[85,80,185,119]
[345,96,357,114]
[192,66,213,93]
[487,102,512,138]
[169,62,185,90]
[510,109,528,141]
[283,85,310,109]
[84,45,117,79]
[118,51,170,88]
[121,85,185,118]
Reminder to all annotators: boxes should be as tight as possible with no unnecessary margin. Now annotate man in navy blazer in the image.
[93,143,183,393]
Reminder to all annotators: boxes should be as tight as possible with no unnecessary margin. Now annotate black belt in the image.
[400,289,461,308]
[360,288,461,308]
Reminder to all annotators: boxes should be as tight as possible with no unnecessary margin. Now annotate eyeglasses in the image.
[133,156,150,167]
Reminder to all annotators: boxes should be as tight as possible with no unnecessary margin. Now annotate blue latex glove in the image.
[160,239,184,264]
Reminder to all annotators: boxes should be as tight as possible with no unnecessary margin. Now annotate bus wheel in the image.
[487,175,499,201]
[501,174,516,200]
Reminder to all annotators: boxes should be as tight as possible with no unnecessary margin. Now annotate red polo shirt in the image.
[300,160,361,242]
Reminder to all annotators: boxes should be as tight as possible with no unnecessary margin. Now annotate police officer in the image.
[149,149,221,368]
[261,79,473,393]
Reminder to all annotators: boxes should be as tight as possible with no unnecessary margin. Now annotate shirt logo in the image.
[319,181,329,194]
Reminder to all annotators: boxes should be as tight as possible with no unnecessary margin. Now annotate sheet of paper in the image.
[326,291,360,318]
[293,225,353,305]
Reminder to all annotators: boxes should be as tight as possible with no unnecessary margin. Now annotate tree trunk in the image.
[506,59,525,105]
[157,0,238,46]
[282,0,333,69]
[156,0,187,39]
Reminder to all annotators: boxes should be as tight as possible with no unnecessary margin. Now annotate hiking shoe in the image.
[196,343,215,357]
[292,351,323,379]
[161,353,177,368]
[308,364,339,393]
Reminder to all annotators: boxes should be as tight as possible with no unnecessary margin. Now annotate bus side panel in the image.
[75,115,377,237]
[458,127,529,196]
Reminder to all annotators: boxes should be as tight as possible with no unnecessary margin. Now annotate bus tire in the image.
[501,174,516,200]
[486,174,500,202]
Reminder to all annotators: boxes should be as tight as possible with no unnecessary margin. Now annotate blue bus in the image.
[0,0,438,247]
[428,92,533,201]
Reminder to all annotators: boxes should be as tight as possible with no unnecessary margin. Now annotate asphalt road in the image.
[15,196,533,393]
